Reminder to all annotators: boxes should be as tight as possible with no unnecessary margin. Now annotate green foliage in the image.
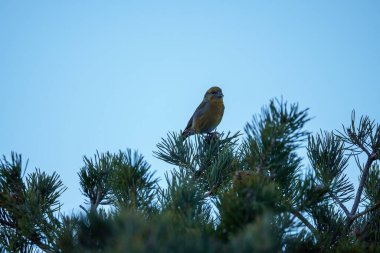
[154,131,240,195]
[242,99,310,212]
[0,152,66,252]
[217,172,281,239]
[364,163,380,204]
[78,149,158,213]
[110,149,158,213]
[308,131,354,204]
[158,168,214,229]
[228,213,283,253]
[337,112,380,157]
[59,210,224,253]
[79,151,114,211]
[1,98,380,253]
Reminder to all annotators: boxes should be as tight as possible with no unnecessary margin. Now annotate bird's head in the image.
[204,86,224,101]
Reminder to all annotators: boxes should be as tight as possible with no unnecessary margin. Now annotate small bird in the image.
[182,86,225,139]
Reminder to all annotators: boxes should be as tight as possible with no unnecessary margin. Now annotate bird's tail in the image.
[181,129,192,140]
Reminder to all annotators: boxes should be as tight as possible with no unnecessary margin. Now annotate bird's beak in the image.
[218,92,224,98]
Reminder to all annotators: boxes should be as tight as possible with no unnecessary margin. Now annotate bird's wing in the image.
[183,100,208,136]
[192,100,208,119]
[183,115,194,133]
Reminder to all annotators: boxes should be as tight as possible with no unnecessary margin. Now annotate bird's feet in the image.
[204,132,220,143]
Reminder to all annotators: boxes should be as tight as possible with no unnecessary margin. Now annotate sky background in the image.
[1,1,379,214]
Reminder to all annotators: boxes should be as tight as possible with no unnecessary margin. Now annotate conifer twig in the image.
[31,241,54,253]
[0,219,54,253]
[351,201,380,221]
[0,218,14,228]
[350,153,376,216]
[330,192,351,218]
[291,209,317,235]
[347,128,371,157]
[79,205,89,214]
[203,185,217,198]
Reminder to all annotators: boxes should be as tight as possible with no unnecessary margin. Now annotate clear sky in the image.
[1,1,379,214]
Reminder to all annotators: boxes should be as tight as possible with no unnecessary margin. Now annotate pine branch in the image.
[329,192,351,218]
[0,218,55,253]
[110,149,158,212]
[91,188,102,211]
[351,201,380,221]
[0,153,65,252]
[28,239,54,253]
[244,99,310,195]
[203,185,217,198]
[347,128,371,156]
[350,153,376,216]
[0,218,14,228]
[78,151,114,211]
[290,209,317,235]
[308,131,355,210]
[79,205,89,215]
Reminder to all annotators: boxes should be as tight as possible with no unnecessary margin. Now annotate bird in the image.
[182,86,225,139]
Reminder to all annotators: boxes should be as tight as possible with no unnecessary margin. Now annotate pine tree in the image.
[1,99,379,253]
[0,153,65,252]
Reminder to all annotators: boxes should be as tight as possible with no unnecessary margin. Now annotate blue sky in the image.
[1,1,379,213]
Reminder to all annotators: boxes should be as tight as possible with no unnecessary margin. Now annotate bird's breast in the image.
[193,99,224,133]
[209,100,224,116]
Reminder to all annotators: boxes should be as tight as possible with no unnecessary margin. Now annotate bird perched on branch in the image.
[182,86,224,139]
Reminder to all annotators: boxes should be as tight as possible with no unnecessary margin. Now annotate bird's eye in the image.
[211,91,217,94]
